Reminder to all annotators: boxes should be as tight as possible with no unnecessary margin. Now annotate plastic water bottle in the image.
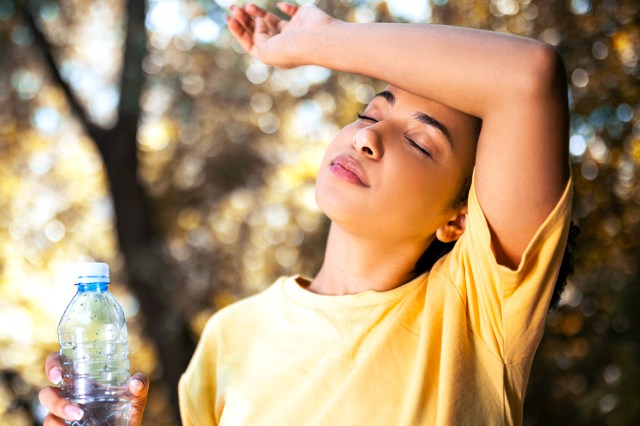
[58,262,131,426]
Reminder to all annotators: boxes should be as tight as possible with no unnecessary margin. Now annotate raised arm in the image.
[228,3,570,269]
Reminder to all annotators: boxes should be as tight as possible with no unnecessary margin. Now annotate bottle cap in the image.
[75,262,110,284]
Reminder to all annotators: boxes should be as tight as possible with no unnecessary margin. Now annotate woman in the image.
[40,2,572,425]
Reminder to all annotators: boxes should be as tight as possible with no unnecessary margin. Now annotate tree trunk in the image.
[98,118,195,424]
[22,0,196,421]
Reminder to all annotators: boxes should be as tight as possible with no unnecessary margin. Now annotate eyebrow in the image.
[372,90,453,147]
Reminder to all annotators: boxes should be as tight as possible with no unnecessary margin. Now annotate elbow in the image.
[523,44,567,98]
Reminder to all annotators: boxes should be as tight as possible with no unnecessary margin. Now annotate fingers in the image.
[43,413,67,426]
[254,16,275,38]
[227,15,254,52]
[226,2,295,56]
[127,373,150,426]
[246,3,284,30]
[45,352,63,385]
[42,353,79,425]
[227,6,256,53]
[243,1,299,17]
[39,386,84,423]
[232,3,280,35]
[276,2,299,17]
[244,2,268,18]
[230,4,255,33]
[38,372,149,426]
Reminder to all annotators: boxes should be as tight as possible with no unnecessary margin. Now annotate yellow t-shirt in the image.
[179,177,572,426]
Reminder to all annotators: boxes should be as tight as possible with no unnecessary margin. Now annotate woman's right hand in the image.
[39,352,150,425]
[227,2,339,69]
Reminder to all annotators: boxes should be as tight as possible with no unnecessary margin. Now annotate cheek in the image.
[318,126,353,167]
[379,165,454,234]
[385,183,433,234]
[314,166,356,223]
[314,128,358,211]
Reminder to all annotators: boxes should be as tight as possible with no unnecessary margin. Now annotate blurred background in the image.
[0,0,638,424]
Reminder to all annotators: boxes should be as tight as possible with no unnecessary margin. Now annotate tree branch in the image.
[20,1,190,422]
[20,2,105,142]
[116,0,147,132]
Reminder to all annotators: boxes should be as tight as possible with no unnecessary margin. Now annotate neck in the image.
[308,223,433,295]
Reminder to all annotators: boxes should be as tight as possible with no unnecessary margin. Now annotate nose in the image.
[353,127,383,160]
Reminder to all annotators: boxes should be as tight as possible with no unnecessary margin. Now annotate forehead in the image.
[376,85,472,133]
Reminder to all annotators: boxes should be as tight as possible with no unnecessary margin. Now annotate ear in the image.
[435,209,467,243]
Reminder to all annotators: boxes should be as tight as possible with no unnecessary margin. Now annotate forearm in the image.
[228,2,569,271]
[307,21,563,118]
[302,18,569,268]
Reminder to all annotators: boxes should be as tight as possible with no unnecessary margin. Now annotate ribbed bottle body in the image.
[58,281,130,426]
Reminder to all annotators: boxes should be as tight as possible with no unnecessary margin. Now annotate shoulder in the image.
[464,170,572,271]
[434,172,573,294]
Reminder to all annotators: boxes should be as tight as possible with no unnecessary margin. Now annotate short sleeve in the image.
[447,171,573,362]
[179,317,220,426]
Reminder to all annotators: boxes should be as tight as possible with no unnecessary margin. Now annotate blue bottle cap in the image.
[75,262,110,284]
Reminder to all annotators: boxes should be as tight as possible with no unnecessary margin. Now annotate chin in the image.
[315,185,382,239]
[314,183,341,222]
[315,184,359,229]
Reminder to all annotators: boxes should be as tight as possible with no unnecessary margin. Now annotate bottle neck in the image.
[77,282,109,292]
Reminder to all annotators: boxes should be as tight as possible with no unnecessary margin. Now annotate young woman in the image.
[40,2,572,425]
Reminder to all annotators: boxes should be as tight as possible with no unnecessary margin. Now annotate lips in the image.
[329,154,370,187]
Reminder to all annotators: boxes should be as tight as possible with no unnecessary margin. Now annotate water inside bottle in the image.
[59,277,131,426]
[64,397,131,426]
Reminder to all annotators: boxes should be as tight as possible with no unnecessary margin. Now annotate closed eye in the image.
[356,112,377,122]
[357,113,431,158]
[406,137,431,158]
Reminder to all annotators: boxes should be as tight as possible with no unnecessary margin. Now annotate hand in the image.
[226,2,338,68]
[39,352,150,426]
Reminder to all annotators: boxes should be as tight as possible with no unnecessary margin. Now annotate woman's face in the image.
[315,85,477,245]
